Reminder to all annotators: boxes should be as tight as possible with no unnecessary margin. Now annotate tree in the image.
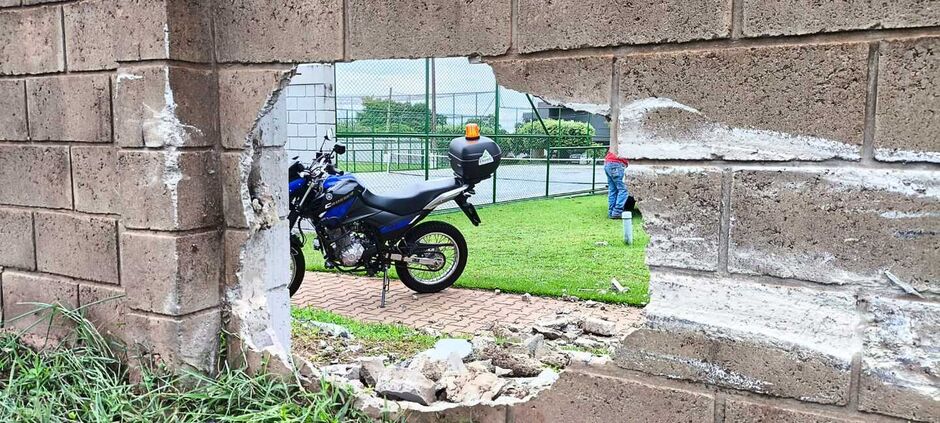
[514,119,598,157]
[354,98,447,133]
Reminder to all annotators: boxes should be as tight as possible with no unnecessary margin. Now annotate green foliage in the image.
[0,303,373,423]
[354,98,446,133]
[507,119,598,157]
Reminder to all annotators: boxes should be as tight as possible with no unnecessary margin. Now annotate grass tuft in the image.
[291,307,438,365]
[0,303,372,422]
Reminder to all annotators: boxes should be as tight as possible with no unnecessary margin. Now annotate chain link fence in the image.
[334,57,609,207]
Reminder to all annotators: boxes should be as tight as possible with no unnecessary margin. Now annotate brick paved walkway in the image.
[292,272,643,335]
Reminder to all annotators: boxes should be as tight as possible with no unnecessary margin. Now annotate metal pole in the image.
[424,58,430,180]
[430,58,437,132]
[386,87,391,132]
[493,83,499,204]
[591,147,597,193]
[525,94,550,136]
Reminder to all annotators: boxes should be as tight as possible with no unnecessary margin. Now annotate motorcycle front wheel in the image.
[289,239,305,297]
[396,221,468,294]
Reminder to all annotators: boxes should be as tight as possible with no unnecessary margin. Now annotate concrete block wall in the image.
[0,0,224,373]
[1,1,937,421]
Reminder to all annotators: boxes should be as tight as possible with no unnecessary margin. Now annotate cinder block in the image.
[221,151,249,229]
[509,368,714,422]
[78,284,130,344]
[0,145,72,209]
[63,0,116,71]
[0,208,34,270]
[517,0,730,53]
[729,168,939,294]
[488,57,612,110]
[616,271,858,405]
[27,75,112,142]
[125,309,221,373]
[0,6,63,75]
[254,147,289,219]
[120,230,221,316]
[629,166,722,271]
[71,146,119,214]
[62,0,211,69]
[117,150,222,231]
[218,69,288,149]
[0,1,20,7]
[742,0,940,37]
[35,211,119,284]
[0,80,27,140]
[725,399,861,423]
[1,271,78,343]
[618,43,868,161]
[214,0,342,63]
[347,0,510,59]
[875,36,940,163]
[112,65,218,148]
[859,298,940,422]
[223,229,249,287]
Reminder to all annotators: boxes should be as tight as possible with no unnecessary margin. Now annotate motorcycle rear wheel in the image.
[289,239,306,297]
[396,221,467,294]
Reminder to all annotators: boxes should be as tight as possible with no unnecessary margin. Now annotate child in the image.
[604,150,629,219]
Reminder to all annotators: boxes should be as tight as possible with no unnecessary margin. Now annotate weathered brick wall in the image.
[1,1,937,421]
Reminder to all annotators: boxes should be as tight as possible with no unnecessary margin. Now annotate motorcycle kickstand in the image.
[380,267,390,308]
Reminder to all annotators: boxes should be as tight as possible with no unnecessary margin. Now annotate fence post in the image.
[591,145,597,193]
[545,137,551,197]
[424,58,431,181]
[493,83,499,204]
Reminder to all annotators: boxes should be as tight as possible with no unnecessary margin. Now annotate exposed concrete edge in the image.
[224,67,298,368]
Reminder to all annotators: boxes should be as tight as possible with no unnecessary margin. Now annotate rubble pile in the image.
[307,311,622,417]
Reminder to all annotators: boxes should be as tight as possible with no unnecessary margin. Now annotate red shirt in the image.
[604,151,629,166]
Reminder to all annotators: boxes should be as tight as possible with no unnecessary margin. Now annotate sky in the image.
[334,57,537,131]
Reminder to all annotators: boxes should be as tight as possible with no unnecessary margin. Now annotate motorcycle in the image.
[287,124,501,306]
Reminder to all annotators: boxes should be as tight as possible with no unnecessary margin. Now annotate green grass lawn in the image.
[304,194,650,305]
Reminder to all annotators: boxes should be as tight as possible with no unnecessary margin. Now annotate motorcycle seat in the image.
[362,177,464,216]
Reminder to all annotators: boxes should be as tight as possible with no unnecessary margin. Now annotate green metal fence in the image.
[334,58,609,205]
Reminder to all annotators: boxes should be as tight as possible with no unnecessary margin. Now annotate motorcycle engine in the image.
[331,228,371,266]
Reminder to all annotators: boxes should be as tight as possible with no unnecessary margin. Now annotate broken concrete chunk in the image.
[522,333,545,358]
[357,356,386,387]
[374,367,437,406]
[582,317,617,337]
[354,393,401,421]
[320,363,360,381]
[481,346,543,377]
[447,371,507,403]
[424,338,473,361]
[532,325,564,340]
[301,320,354,339]
[408,351,467,382]
[574,337,601,349]
[536,316,580,330]
[611,277,630,293]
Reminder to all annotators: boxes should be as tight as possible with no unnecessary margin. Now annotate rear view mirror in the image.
[333,143,346,155]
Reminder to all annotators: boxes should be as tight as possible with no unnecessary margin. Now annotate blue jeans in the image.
[604,162,628,218]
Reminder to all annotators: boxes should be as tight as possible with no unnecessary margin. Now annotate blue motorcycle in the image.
[287,125,501,306]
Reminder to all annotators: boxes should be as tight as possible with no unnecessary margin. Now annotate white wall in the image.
[286,64,336,165]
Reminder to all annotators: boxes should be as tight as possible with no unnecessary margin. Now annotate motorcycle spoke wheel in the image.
[407,233,459,284]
